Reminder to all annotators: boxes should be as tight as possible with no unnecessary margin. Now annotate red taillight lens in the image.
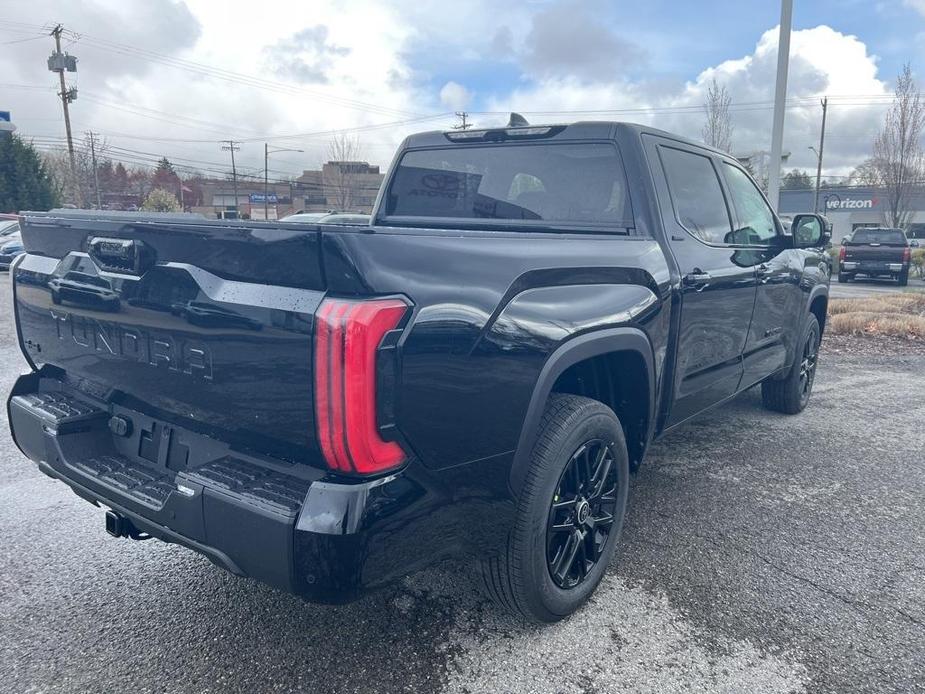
[838,245,846,261]
[902,246,911,263]
[314,297,409,475]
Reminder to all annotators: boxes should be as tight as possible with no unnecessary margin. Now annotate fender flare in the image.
[803,284,829,331]
[508,327,656,495]
[805,284,829,323]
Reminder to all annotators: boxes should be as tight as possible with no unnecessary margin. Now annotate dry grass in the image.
[828,293,925,338]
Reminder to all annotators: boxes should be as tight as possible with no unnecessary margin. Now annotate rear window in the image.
[382,143,633,230]
[851,229,907,244]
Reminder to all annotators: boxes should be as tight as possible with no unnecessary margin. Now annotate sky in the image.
[1,0,924,183]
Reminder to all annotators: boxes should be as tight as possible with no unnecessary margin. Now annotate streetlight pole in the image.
[767,0,793,212]
[264,145,303,221]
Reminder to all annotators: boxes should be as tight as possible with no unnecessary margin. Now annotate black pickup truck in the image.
[838,227,912,285]
[8,121,831,622]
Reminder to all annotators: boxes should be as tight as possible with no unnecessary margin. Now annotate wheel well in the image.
[810,295,828,336]
[551,350,649,469]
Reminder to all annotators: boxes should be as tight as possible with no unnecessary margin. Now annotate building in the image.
[296,161,384,214]
[193,180,298,220]
[0,111,15,141]
[191,160,386,219]
[779,185,925,243]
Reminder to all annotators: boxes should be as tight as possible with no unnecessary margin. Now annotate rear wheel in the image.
[898,269,909,287]
[762,314,820,414]
[481,394,629,622]
[837,272,851,283]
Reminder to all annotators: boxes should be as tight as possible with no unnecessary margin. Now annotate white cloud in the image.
[0,1,899,182]
[485,25,892,178]
[439,81,472,110]
[904,0,925,17]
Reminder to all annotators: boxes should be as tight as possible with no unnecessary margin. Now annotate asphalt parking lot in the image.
[829,275,925,299]
[0,277,923,694]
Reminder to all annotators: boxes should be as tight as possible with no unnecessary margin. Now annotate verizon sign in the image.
[826,196,879,210]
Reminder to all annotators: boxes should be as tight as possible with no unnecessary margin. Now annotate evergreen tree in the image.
[0,135,58,212]
[781,169,814,190]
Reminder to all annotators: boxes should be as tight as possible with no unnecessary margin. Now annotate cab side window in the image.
[722,163,778,245]
[659,146,732,245]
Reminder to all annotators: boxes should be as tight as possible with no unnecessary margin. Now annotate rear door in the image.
[645,137,758,425]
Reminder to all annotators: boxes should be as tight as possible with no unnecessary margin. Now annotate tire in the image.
[51,290,61,305]
[837,272,850,283]
[898,269,909,287]
[762,314,820,415]
[481,394,630,622]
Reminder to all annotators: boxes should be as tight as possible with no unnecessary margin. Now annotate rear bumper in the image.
[841,261,906,273]
[7,370,451,602]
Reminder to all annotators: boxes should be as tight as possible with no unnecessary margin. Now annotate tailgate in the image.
[843,243,906,263]
[13,212,325,463]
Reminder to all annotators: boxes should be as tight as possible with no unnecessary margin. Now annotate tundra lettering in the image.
[48,310,213,379]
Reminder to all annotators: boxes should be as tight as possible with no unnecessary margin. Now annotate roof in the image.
[400,120,729,157]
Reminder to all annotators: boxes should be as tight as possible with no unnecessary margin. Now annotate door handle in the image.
[756,263,771,284]
[682,270,712,286]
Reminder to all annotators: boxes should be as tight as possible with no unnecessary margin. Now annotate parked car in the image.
[279,212,333,223]
[838,227,911,285]
[0,219,21,237]
[8,120,831,623]
[0,230,25,270]
[47,271,121,311]
[318,213,371,225]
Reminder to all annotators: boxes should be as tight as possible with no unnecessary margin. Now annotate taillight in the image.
[838,245,846,262]
[314,297,409,475]
[903,246,911,262]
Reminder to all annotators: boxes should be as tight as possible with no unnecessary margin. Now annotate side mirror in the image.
[791,213,830,248]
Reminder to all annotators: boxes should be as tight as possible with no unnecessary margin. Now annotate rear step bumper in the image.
[7,371,442,602]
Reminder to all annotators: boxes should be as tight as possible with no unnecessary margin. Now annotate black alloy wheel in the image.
[546,439,619,589]
[799,322,819,404]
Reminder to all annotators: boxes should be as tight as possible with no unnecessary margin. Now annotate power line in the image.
[64,29,421,120]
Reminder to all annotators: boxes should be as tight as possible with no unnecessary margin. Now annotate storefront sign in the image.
[826,196,878,210]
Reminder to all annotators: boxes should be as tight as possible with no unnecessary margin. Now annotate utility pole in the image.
[87,131,102,209]
[48,24,79,203]
[220,140,241,216]
[767,0,793,212]
[452,112,472,130]
[812,97,828,214]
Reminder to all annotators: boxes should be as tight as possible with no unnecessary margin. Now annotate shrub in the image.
[911,248,925,279]
[141,188,181,212]
[828,293,925,338]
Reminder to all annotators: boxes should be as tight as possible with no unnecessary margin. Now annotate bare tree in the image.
[872,63,925,229]
[41,134,111,207]
[325,134,362,211]
[848,157,883,187]
[702,78,734,153]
